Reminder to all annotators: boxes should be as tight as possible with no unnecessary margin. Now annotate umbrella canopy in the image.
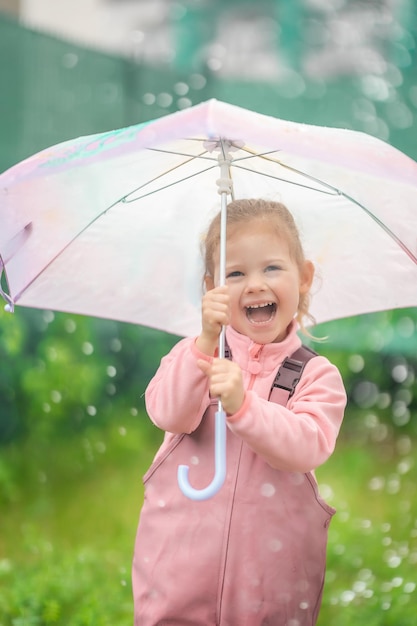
[1,98,416,337]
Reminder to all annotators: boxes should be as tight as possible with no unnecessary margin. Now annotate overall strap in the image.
[270,344,317,406]
[224,339,317,406]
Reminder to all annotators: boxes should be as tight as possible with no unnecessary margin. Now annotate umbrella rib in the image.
[232,163,337,195]
[147,146,218,162]
[232,162,417,265]
[337,192,417,266]
[122,164,218,203]
[11,164,218,303]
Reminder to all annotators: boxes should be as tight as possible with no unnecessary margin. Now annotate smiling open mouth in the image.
[245,302,277,324]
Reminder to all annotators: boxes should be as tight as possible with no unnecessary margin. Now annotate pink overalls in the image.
[133,322,346,625]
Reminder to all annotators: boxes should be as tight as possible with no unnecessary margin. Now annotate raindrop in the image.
[95,441,106,454]
[86,405,97,416]
[340,590,355,604]
[207,57,223,71]
[360,519,372,531]
[358,568,374,582]
[189,74,207,90]
[191,456,199,465]
[0,559,12,574]
[319,483,334,500]
[368,476,385,491]
[130,408,138,416]
[364,413,379,429]
[62,52,79,69]
[269,538,283,552]
[361,75,391,101]
[143,93,156,105]
[395,389,412,405]
[352,580,367,594]
[42,310,55,324]
[391,363,408,383]
[261,483,276,497]
[386,475,401,495]
[110,338,122,352]
[43,403,51,413]
[174,82,189,96]
[51,390,62,404]
[348,354,364,373]
[376,393,391,410]
[384,63,403,88]
[371,423,389,443]
[404,582,416,593]
[106,383,116,395]
[156,93,173,108]
[353,381,379,408]
[177,97,193,109]
[396,436,412,455]
[64,318,77,333]
[385,100,414,129]
[397,316,415,338]
[82,342,94,355]
[392,402,410,427]
[386,553,402,568]
[119,427,127,436]
[106,365,117,378]
[299,601,309,610]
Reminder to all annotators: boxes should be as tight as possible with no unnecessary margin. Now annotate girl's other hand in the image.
[196,286,230,356]
[198,358,245,416]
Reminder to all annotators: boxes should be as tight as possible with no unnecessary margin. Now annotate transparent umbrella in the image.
[1,99,416,499]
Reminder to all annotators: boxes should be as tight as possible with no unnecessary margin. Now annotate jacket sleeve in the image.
[145,337,212,434]
[226,356,346,473]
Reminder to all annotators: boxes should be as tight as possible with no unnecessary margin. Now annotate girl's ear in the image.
[204,275,215,292]
[299,260,315,294]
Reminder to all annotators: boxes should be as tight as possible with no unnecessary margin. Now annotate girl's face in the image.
[206,220,314,344]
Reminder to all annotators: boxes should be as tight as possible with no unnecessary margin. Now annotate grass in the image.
[0,413,416,625]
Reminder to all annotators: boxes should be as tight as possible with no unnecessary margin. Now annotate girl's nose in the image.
[245,273,266,292]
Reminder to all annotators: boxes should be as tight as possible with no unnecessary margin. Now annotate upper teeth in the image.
[247,303,273,309]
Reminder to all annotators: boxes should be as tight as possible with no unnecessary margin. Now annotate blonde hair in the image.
[203,198,315,335]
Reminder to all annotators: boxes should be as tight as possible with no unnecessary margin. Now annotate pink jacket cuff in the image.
[227,391,252,422]
[191,339,213,363]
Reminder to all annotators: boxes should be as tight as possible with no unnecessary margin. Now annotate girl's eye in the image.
[226,270,244,279]
[265,265,281,272]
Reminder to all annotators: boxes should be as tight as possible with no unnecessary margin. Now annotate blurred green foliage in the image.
[0,306,178,445]
[0,421,416,625]
[0,4,416,624]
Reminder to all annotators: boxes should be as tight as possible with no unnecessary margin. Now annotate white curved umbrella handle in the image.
[177,408,227,501]
[177,148,232,501]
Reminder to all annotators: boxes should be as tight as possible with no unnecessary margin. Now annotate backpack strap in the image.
[224,338,317,407]
[270,344,317,406]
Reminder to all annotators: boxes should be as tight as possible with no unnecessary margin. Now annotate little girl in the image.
[132,198,346,625]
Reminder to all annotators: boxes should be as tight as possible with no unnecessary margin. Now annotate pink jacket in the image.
[133,321,346,625]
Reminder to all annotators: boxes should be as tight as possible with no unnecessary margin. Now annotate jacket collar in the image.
[225,320,303,375]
